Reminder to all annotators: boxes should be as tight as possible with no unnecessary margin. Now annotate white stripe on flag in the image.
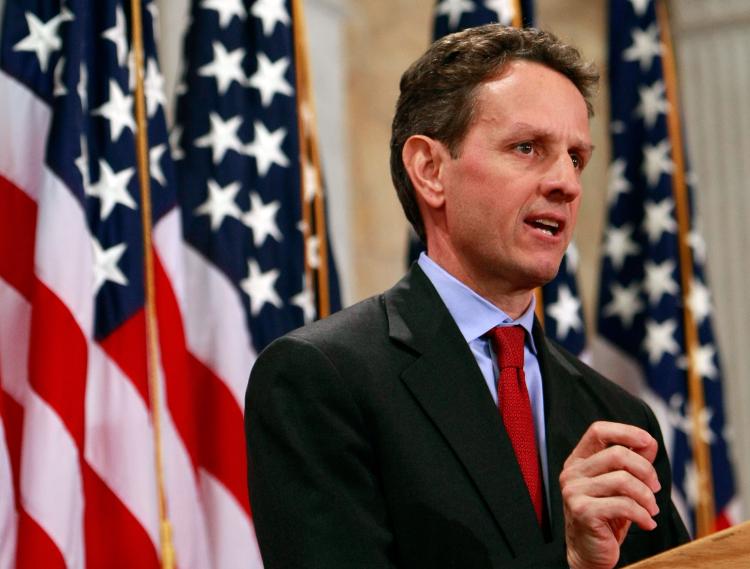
[21,391,85,569]
[181,243,256,409]
[0,73,95,339]
[0,279,31,404]
[84,342,160,549]
[153,210,187,314]
[0,71,49,201]
[34,164,94,337]
[199,469,263,569]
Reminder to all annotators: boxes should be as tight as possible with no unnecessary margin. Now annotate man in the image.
[245,25,689,569]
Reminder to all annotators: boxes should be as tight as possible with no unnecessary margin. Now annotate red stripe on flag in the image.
[99,308,151,408]
[191,354,250,516]
[1,388,23,503]
[0,175,36,300]
[153,254,199,469]
[28,282,88,448]
[715,511,731,532]
[152,254,251,514]
[82,462,160,569]
[14,509,65,569]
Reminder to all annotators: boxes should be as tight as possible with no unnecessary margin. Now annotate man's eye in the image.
[570,153,582,169]
[516,142,533,154]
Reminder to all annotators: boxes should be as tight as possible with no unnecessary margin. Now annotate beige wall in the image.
[346,0,433,301]
[344,0,609,334]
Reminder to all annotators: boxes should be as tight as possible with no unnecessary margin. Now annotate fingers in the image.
[561,421,664,569]
[566,494,657,533]
[563,469,660,520]
[562,444,661,494]
[567,421,658,464]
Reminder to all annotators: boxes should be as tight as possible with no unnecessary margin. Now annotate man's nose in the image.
[539,153,582,202]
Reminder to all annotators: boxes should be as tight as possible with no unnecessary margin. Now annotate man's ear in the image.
[402,135,450,209]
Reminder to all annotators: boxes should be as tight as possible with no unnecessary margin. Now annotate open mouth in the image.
[526,218,562,236]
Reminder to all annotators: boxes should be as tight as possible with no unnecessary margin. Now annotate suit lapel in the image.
[385,267,545,554]
[534,324,590,543]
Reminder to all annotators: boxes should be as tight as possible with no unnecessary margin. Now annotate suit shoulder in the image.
[246,296,386,399]
[253,293,391,376]
[287,293,387,346]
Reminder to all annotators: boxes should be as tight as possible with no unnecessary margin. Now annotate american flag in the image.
[0,0,337,567]
[0,0,205,565]
[174,0,340,353]
[433,0,534,38]
[595,0,739,535]
[427,0,588,356]
[171,0,339,564]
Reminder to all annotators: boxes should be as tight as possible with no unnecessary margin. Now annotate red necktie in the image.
[489,326,543,525]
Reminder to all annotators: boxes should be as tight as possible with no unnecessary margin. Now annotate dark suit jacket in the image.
[245,266,689,568]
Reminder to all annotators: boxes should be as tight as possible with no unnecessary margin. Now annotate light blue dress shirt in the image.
[417,253,550,502]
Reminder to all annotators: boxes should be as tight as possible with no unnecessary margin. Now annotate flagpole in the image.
[291,0,331,318]
[511,0,523,28]
[534,288,545,325]
[130,0,175,565]
[656,0,715,537]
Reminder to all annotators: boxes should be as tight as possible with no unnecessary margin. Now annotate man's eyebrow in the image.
[575,142,596,155]
[509,122,595,153]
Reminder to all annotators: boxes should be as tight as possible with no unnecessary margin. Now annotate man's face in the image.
[438,59,592,297]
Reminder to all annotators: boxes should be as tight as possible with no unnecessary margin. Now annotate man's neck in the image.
[422,251,534,320]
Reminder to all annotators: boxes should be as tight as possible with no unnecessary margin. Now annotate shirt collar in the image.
[417,252,538,353]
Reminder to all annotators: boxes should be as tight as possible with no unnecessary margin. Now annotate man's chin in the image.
[523,264,563,290]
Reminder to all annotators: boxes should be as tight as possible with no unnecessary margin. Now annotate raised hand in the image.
[561,421,662,569]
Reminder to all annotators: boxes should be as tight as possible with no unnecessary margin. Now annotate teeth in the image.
[534,219,559,229]
[529,218,561,235]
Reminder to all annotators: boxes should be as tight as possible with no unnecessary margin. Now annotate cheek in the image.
[460,169,513,210]
[447,161,526,231]
[446,169,496,218]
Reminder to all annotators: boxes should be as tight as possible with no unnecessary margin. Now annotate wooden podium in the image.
[624,521,750,568]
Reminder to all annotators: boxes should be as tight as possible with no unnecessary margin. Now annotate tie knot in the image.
[489,325,525,369]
